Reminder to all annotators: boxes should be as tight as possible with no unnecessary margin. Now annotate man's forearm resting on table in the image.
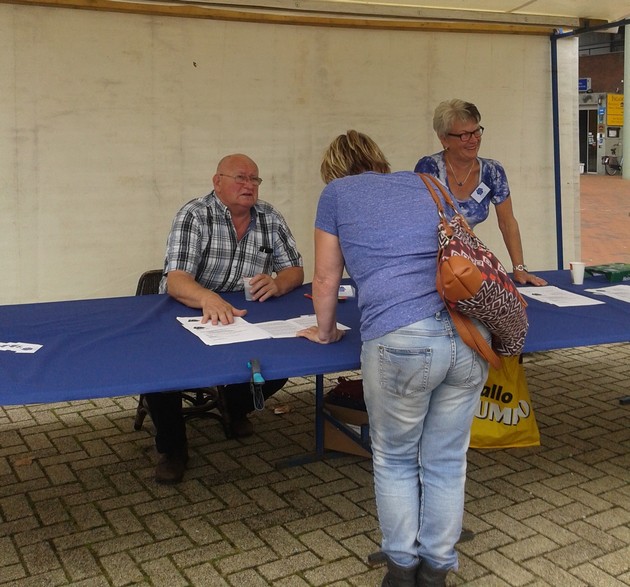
[166,271,216,308]
[166,268,302,303]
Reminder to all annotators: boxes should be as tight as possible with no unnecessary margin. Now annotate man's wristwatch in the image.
[513,264,528,272]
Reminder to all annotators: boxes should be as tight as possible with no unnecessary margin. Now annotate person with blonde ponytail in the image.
[299,130,490,587]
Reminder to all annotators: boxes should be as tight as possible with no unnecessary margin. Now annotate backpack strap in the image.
[418,173,476,236]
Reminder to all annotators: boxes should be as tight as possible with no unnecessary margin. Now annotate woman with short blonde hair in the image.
[300,130,490,587]
[320,129,390,184]
[416,99,546,286]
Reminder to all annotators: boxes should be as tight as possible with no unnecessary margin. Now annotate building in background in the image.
[578,28,624,174]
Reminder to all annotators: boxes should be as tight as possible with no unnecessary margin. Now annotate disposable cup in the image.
[243,277,254,301]
[569,261,586,285]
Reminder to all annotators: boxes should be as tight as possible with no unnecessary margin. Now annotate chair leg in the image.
[180,387,233,440]
[214,386,234,439]
[133,395,149,431]
[134,389,233,440]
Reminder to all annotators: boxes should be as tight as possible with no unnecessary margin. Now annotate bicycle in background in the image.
[602,143,623,176]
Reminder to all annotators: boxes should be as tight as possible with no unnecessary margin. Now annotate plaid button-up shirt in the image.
[160,191,302,293]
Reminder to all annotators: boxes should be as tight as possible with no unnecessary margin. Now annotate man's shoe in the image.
[155,450,188,485]
[230,415,254,438]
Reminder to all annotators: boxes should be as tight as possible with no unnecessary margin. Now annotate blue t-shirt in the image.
[315,171,446,342]
[414,152,510,228]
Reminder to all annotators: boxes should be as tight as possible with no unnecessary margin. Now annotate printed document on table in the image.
[177,317,271,346]
[256,314,351,338]
[178,315,352,344]
[519,286,605,307]
[0,342,43,354]
[254,320,303,338]
[585,284,630,303]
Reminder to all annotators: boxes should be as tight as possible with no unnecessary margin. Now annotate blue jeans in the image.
[361,311,489,571]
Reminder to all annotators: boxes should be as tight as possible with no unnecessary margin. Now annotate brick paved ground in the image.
[1,175,629,586]
[580,174,630,265]
[1,355,629,587]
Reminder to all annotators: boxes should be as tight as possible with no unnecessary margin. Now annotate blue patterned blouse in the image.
[414,151,510,228]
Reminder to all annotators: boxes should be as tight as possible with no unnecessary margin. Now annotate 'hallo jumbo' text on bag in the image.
[470,355,540,449]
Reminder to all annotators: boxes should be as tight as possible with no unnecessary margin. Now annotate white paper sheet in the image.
[287,314,351,331]
[255,320,305,338]
[177,316,272,346]
[177,314,351,345]
[0,342,43,354]
[585,284,630,303]
[518,286,605,307]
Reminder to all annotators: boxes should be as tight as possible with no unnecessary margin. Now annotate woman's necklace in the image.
[446,155,475,187]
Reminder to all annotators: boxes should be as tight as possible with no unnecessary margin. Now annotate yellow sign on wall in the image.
[607,94,624,126]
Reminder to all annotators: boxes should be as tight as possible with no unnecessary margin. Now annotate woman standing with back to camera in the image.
[415,98,546,286]
[298,130,490,587]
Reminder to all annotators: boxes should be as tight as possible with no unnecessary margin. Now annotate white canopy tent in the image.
[5,0,627,28]
[0,0,627,303]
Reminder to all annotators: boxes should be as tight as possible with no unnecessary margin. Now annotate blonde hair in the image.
[433,99,481,138]
[320,130,391,184]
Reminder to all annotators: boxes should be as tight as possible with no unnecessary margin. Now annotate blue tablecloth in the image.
[1,271,628,406]
[0,284,361,405]
[521,270,630,352]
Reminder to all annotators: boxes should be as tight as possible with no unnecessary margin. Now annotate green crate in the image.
[584,263,630,283]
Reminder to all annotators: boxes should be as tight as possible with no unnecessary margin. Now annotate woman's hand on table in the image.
[513,269,547,286]
[297,325,346,344]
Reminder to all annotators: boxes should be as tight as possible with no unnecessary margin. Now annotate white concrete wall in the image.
[0,4,580,304]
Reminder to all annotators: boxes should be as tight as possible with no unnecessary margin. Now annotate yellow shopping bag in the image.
[469,355,540,449]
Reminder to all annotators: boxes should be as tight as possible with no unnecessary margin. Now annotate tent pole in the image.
[550,35,563,269]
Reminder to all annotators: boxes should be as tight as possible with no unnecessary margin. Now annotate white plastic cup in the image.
[569,261,586,285]
[243,277,254,301]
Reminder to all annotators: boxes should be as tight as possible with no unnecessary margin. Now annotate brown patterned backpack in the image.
[418,173,529,369]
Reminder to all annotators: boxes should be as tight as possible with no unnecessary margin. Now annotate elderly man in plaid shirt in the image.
[147,153,303,484]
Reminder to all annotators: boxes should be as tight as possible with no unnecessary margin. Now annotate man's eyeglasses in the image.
[219,173,263,186]
[447,126,484,142]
